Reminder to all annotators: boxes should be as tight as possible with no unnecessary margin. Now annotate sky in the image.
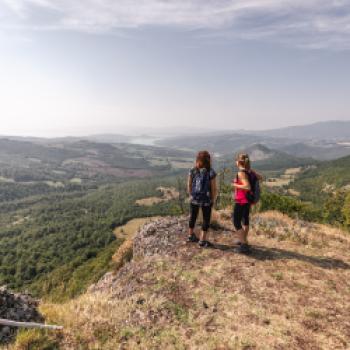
[0,0,350,137]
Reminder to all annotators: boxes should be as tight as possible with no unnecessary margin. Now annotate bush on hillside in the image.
[259,191,323,222]
[342,191,350,228]
[323,190,347,227]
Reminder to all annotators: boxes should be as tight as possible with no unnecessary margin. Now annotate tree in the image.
[342,191,350,228]
[216,166,232,209]
[323,190,346,226]
[176,176,186,214]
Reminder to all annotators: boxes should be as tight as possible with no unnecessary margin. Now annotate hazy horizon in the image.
[0,119,349,139]
[1,1,350,137]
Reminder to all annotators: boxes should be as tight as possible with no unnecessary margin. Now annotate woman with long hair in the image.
[232,153,262,253]
[187,151,217,247]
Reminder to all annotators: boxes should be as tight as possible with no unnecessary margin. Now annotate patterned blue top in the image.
[188,167,217,206]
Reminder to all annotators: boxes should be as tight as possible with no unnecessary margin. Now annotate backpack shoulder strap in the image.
[190,167,198,177]
[239,169,253,186]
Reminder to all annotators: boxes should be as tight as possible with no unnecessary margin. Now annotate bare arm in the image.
[210,178,218,203]
[187,175,192,195]
[232,171,251,190]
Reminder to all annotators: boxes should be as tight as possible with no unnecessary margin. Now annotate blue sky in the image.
[0,0,349,136]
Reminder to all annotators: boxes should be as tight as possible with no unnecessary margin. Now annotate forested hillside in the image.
[269,154,350,229]
[292,154,350,198]
[0,177,184,302]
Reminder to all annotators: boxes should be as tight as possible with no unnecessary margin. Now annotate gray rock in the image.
[0,286,43,344]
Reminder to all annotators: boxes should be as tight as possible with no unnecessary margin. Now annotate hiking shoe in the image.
[187,234,199,243]
[234,243,251,254]
[198,240,212,248]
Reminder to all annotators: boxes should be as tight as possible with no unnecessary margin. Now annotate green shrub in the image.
[259,191,323,222]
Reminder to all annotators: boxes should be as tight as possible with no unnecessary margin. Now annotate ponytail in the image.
[236,153,251,170]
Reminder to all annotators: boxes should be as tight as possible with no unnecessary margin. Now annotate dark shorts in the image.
[232,203,250,230]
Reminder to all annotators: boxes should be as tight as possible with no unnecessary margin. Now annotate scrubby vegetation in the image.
[217,165,350,231]
[259,192,323,222]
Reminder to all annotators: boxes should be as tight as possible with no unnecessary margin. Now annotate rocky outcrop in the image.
[0,286,43,343]
[88,216,188,295]
[133,216,188,259]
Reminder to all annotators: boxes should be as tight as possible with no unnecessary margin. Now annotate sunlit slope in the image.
[22,211,350,350]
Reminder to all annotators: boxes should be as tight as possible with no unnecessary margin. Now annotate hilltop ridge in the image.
[10,212,350,350]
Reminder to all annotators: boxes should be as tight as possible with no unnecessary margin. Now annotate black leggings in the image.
[189,203,212,232]
[233,203,251,230]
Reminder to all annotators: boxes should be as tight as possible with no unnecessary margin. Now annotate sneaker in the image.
[198,240,212,248]
[187,234,199,243]
[234,243,251,254]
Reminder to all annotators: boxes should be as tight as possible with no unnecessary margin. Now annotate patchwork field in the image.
[265,167,302,189]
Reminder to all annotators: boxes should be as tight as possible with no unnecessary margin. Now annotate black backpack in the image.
[191,168,211,203]
[242,170,260,204]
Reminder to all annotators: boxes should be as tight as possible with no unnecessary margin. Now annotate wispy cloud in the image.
[1,0,350,49]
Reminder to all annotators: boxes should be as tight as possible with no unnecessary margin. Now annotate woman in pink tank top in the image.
[232,153,262,254]
[234,176,249,205]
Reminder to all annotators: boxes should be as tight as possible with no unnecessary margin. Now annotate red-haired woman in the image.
[187,151,217,247]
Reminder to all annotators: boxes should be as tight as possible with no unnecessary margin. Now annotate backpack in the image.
[243,170,260,204]
[191,168,211,204]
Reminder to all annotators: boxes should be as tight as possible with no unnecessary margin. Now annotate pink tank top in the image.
[233,176,249,204]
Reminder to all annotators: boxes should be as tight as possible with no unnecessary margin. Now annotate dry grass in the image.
[45,181,65,188]
[264,178,291,188]
[69,178,82,184]
[0,176,15,183]
[8,211,350,350]
[113,217,161,239]
[287,189,300,196]
[285,168,302,175]
[135,187,179,206]
[265,168,302,189]
[112,217,161,271]
[111,238,134,271]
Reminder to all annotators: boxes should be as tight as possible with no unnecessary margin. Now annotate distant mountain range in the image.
[251,120,350,140]
[221,143,316,170]
[156,121,350,161]
[1,120,349,162]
